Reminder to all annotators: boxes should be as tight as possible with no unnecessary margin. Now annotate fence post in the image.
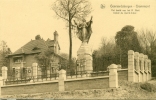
[108,64,118,88]
[0,77,3,96]
[2,66,8,80]
[58,69,66,92]
[128,50,135,82]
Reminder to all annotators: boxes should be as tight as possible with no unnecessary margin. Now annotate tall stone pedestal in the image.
[77,42,93,72]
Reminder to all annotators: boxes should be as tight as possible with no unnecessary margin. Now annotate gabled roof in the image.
[46,39,55,46]
[10,39,49,55]
[46,39,60,50]
[8,33,62,57]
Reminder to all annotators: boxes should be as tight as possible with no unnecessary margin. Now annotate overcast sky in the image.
[0,0,156,57]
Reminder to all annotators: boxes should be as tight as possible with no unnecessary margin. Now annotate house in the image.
[7,31,67,78]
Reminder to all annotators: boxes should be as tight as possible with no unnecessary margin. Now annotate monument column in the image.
[75,16,93,73]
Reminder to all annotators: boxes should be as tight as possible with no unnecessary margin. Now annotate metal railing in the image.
[66,70,109,79]
[4,73,59,85]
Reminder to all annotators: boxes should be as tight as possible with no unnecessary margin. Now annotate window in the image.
[13,57,23,63]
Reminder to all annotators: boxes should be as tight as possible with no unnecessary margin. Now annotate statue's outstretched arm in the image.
[90,16,93,21]
[87,16,93,26]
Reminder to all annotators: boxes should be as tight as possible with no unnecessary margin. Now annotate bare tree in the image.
[95,37,116,57]
[138,29,156,76]
[138,29,156,55]
[52,0,92,68]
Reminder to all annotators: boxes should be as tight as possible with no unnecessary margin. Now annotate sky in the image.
[0,0,156,57]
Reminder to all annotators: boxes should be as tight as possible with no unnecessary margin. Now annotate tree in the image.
[138,29,156,56]
[0,41,12,70]
[59,53,76,72]
[52,0,92,68]
[92,37,120,71]
[115,25,141,68]
[35,48,54,68]
[115,25,141,53]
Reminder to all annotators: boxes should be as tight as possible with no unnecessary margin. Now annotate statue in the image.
[74,16,93,43]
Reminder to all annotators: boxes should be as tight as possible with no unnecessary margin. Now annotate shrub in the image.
[140,83,155,92]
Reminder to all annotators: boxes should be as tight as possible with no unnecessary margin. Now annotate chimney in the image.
[54,31,58,42]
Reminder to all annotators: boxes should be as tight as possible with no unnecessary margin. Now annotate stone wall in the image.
[118,69,128,81]
[128,50,151,82]
[65,77,109,91]
[1,65,129,96]
[2,82,58,95]
[1,77,109,95]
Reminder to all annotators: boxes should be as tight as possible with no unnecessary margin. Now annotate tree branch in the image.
[54,10,69,21]
[60,1,68,11]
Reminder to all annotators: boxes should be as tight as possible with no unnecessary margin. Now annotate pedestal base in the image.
[77,42,93,72]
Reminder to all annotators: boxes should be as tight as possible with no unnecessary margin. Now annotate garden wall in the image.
[2,81,58,95]
[65,77,109,91]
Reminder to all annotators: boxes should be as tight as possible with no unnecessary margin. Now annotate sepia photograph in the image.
[0,0,156,99]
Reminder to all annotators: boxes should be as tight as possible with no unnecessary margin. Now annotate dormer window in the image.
[32,47,40,50]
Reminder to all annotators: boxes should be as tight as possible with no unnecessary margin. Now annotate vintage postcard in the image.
[0,0,156,99]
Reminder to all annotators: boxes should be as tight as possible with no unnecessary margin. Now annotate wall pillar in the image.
[108,64,118,88]
[148,59,151,80]
[134,52,139,82]
[0,77,3,96]
[58,69,66,92]
[59,69,66,80]
[139,53,144,82]
[2,66,8,80]
[144,55,148,82]
[128,50,135,82]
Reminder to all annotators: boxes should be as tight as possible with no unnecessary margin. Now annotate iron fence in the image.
[4,73,59,85]
[66,70,109,79]
[3,57,114,85]
[5,65,60,85]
